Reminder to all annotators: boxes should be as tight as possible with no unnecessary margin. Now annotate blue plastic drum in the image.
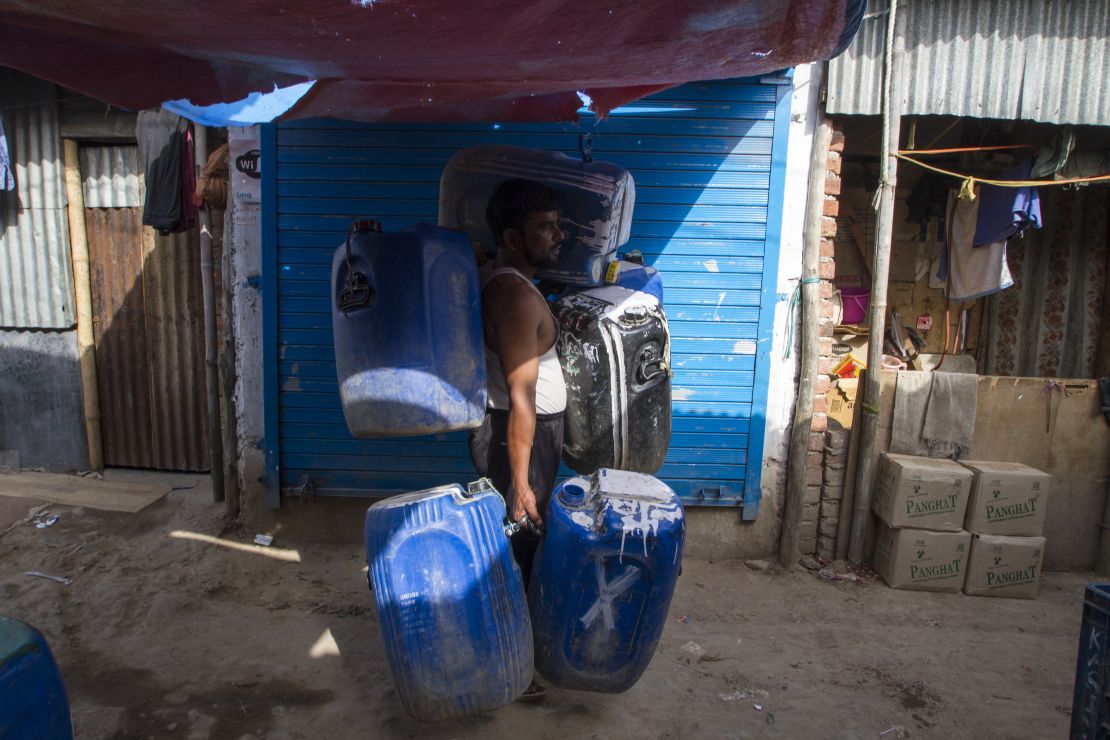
[365,481,532,721]
[529,469,685,692]
[331,221,486,438]
[0,617,73,739]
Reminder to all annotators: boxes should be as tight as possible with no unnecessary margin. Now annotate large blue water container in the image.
[529,469,685,693]
[604,256,663,305]
[0,617,73,739]
[438,145,636,286]
[331,221,486,437]
[365,480,532,721]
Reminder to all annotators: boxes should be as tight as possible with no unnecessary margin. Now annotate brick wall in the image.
[798,123,844,557]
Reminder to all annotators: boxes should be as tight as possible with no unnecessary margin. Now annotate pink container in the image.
[839,287,870,325]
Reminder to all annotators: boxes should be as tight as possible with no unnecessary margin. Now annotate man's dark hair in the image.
[485,178,561,246]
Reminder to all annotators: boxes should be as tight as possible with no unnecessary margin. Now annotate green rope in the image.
[783,277,822,360]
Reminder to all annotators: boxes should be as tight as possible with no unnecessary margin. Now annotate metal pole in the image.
[779,97,831,569]
[63,139,103,471]
[848,0,904,564]
[195,125,225,502]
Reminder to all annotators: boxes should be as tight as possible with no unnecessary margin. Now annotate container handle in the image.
[468,478,544,537]
[503,514,543,538]
[465,477,496,498]
[337,220,379,313]
[639,359,670,381]
[637,355,672,384]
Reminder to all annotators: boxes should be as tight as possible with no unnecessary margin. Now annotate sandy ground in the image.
[0,470,1089,740]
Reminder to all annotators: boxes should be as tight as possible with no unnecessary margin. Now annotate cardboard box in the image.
[830,333,868,370]
[872,524,972,592]
[827,378,859,430]
[964,534,1046,599]
[872,453,973,531]
[960,460,1051,536]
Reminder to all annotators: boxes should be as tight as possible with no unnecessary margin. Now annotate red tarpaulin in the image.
[0,1,861,121]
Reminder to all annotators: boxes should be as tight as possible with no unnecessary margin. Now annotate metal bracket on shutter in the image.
[680,486,741,508]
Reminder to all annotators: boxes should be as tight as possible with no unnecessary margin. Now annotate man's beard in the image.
[525,244,561,269]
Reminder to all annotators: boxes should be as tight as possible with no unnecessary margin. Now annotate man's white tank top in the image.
[481,266,567,414]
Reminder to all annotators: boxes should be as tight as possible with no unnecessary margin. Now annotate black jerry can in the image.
[554,286,672,474]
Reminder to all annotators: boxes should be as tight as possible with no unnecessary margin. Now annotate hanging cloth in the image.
[177,125,197,232]
[1031,127,1076,179]
[137,109,188,234]
[0,112,14,191]
[972,159,1042,246]
[943,189,1013,302]
[905,173,949,241]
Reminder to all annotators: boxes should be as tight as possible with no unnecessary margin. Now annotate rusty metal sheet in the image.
[86,206,154,469]
[144,227,210,472]
[85,205,209,471]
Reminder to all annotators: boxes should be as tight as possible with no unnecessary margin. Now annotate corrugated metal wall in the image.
[83,144,210,471]
[0,69,75,329]
[264,76,791,509]
[80,146,142,208]
[827,0,1110,126]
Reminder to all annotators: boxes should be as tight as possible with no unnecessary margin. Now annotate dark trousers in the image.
[468,408,564,589]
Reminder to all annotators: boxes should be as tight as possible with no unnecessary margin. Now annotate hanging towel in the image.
[922,371,978,460]
[943,190,1013,301]
[0,112,14,191]
[889,370,932,456]
[972,159,1041,246]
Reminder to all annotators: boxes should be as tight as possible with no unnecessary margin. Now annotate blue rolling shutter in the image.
[263,74,791,517]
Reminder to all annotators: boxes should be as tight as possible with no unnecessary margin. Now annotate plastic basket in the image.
[839,287,870,325]
[1071,583,1110,739]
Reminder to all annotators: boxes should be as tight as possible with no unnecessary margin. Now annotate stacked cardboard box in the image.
[870,453,1051,599]
[871,453,973,593]
[959,461,1050,599]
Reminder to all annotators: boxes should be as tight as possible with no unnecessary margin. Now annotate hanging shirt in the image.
[0,112,14,191]
[973,159,1041,246]
[137,109,188,234]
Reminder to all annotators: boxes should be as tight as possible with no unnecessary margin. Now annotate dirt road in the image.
[0,472,1087,739]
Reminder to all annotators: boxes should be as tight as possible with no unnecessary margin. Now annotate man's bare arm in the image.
[488,280,546,526]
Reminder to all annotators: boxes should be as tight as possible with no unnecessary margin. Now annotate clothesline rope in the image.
[898,144,1034,155]
[895,152,1110,198]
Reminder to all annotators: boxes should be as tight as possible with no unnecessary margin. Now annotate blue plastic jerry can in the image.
[604,256,663,305]
[0,617,73,739]
[364,480,532,721]
[331,221,486,438]
[529,469,685,693]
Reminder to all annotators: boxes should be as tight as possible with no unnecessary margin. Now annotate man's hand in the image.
[509,483,543,530]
